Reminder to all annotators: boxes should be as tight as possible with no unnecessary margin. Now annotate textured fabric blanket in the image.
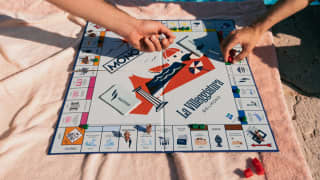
[0,0,312,179]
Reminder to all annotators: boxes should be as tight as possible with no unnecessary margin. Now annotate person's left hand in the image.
[123,20,176,52]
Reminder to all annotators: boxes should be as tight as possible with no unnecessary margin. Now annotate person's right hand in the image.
[123,20,176,52]
[220,26,263,63]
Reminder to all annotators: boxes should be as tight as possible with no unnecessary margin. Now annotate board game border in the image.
[48,19,279,155]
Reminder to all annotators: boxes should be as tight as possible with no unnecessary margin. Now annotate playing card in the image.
[99,84,140,115]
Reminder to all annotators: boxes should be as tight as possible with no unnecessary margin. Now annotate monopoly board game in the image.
[49,19,279,154]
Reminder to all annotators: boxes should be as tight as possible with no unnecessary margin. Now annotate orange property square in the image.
[62,127,85,145]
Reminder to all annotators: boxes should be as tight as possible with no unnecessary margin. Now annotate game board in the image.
[49,19,279,154]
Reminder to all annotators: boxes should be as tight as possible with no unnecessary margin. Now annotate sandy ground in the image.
[271,6,320,180]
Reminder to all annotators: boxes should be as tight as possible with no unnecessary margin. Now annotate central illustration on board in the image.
[99,47,215,115]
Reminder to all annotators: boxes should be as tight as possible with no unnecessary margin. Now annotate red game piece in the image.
[255,166,264,175]
[252,158,265,175]
[243,168,253,178]
[227,56,233,63]
[229,49,237,57]
[228,49,238,63]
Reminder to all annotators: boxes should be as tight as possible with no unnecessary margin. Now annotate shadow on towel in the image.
[0,15,80,49]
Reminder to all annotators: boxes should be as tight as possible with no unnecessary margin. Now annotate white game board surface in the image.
[49,20,278,154]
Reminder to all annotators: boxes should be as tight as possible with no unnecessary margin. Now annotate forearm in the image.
[47,0,139,37]
[252,0,311,34]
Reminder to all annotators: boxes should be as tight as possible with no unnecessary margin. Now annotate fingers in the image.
[132,35,168,52]
[161,38,170,49]
[143,37,156,52]
[130,21,175,52]
[220,31,239,62]
[143,34,171,52]
[159,24,176,44]
[150,35,162,51]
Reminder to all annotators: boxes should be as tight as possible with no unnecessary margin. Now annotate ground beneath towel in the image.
[273,6,320,180]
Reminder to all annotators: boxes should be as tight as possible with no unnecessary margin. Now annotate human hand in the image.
[123,20,176,52]
[220,26,263,63]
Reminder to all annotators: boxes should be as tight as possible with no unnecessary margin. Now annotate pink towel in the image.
[0,0,312,179]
